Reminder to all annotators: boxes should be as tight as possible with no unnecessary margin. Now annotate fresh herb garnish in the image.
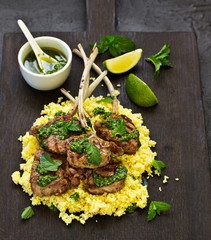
[37,153,62,173]
[70,192,80,201]
[54,111,68,116]
[93,107,112,118]
[146,43,172,78]
[70,137,102,166]
[119,129,139,142]
[93,165,128,187]
[90,35,136,57]
[86,142,102,166]
[126,204,137,213]
[21,206,34,220]
[96,96,114,103]
[153,160,166,175]
[106,118,127,137]
[147,201,171,222]
[37,119,83,141]
[70,138,88,154]
[36,164,48,175]
[37,175,59,187]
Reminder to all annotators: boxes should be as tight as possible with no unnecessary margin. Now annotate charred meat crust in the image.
[94,114,139,155]
[30,150,84,197]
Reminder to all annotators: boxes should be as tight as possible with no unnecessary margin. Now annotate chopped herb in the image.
[93,107,106,116]
[21,206,34,220]
[54,111,68,116]
[147,201,171,222]
[86,117,92,127]
[36,135,48,149]
[37,119,83,142]
[126,204,137,213]
[93,107,112,119]
[36,164,48,175]
[146,43,172,78]
[70,137,102,166]
[93,165,128,187]
[119,129,139,142]
[85,184,89,189]
[153,160,166,175]
[131,174,136,180]
[96,96,114,103]
[70,138,89,154]
[49,205,58,211]
[70,192,80,201]
[108,118,127,137]
[37,175,59,187]
[90,35,136,57]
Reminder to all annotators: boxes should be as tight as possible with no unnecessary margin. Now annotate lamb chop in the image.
[30,149,81,197]
[94,114,140,154]
[84,162,127,194]
[73,48,140,155]
[62,44,127,194]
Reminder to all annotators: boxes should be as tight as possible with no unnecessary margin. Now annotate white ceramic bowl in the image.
[18,36,72,91]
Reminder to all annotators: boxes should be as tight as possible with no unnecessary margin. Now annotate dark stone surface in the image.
[0,0,210,164]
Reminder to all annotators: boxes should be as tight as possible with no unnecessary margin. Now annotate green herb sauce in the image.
[70,192,80,201]
[37,175,59,187]
[93,165,128,187]
[24,48,67,75]
[37,119,82,141]
[70,137,102,166]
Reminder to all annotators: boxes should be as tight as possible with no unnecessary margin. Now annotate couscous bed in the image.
[11,95,156,225]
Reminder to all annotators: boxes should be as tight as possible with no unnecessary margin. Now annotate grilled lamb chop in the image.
[66,134,122,169]
[30,150,83,197]
[29,115,83,155]
[94,114,139,155]
[85,162,126,194]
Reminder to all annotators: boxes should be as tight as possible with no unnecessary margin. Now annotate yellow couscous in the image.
[11,95,157,225]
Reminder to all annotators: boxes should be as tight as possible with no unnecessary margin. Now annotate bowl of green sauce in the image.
[18,36,72,90]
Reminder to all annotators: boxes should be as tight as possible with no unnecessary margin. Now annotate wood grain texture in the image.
[0,0,211,239]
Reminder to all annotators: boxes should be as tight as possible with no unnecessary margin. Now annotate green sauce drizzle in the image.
[37,175,59,187]
[93,165,128,187]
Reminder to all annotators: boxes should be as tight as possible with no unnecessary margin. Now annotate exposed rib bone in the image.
[73,48,118,114]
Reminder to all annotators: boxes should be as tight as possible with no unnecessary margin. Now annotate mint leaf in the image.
[21,206,34,220]
[86,143,102,166]
[111,119,127,137]
[147,201,171,222]
[70,192,80,201]
[39,153,62,172]
[146,43,172,77]
[90,35,136,57]
[96,96,114,103]
[153,160,166,175]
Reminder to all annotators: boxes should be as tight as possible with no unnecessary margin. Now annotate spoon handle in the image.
[17,20,43,55]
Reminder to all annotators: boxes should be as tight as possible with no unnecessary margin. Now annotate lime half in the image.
[125,74,158,107]
[103,49,142,74]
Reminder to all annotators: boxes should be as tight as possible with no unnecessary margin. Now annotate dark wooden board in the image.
[0,0,211,239]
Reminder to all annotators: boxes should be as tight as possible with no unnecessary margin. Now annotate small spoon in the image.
[17,19,58,73]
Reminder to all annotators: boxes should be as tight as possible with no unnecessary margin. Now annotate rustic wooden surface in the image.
[0,0,211,239]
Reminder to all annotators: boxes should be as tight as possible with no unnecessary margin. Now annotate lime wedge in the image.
[103,49,142,74]
[125,74,158,107]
